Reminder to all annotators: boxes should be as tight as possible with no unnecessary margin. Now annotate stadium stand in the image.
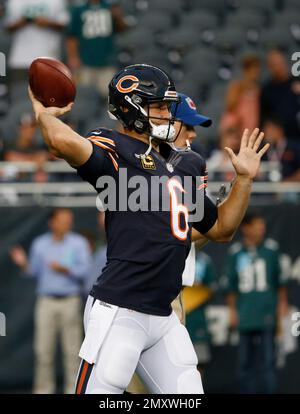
[0,0,299,179]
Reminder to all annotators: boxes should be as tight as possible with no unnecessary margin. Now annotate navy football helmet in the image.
[108,64,179,145]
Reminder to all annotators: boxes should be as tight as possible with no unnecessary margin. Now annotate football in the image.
[28,57,76,108]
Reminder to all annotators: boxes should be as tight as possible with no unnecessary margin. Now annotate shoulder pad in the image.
[183,149,207,176]
[85,127,115,138]
[86,128,117,153]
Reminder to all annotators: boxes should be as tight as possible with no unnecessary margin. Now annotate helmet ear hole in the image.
[132,94,142,105]
[134,120,145,131]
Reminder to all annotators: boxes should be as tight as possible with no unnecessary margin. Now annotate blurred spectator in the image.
[5,0,69,84]
[207,126,239,182]
[263,117,300,182]
[260,49,300,140]
[82,211,107,298]
[3,113,49,182]
[0,0,5,17]
[221,55,261,134]
[223,212,288,394]
[66,0,127,98]
[183,251,217,376]
[10,208,92,394]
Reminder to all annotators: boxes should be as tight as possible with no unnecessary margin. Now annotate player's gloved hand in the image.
[28,87,73,121]
[224,128,270,180]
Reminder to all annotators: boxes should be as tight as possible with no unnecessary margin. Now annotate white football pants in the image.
[75,296,204,394]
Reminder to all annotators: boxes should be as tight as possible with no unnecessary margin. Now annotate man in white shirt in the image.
[5,0,69,83]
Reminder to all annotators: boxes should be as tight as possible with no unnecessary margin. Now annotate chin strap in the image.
[135,136,154,160]
[169,139,192,153]
[135,137,192,160]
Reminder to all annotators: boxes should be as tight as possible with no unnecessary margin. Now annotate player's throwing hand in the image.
[224,128,270,180]
[28,87,73,121]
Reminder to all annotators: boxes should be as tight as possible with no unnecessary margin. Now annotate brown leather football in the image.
[29,57,76,108]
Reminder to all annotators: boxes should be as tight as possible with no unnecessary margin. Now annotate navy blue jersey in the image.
[75,128,218,315]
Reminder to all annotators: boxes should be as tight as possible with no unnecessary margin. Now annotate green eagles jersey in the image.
[224,239,286,332]
[67,0,118,67]
[185,252,217,344]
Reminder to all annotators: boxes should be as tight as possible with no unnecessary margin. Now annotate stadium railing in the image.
[0,161,299,207]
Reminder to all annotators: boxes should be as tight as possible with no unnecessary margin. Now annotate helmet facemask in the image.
[133,96,180,143]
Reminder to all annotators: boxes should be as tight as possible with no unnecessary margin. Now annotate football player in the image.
[29,64,269,394]
[126,93,213,394]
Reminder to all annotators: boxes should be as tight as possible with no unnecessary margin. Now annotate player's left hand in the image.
[224,128,270,180]
[28,87,73,121]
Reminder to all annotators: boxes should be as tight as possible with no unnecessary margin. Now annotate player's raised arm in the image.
[204,128,270,242]
[28,87,92,167]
